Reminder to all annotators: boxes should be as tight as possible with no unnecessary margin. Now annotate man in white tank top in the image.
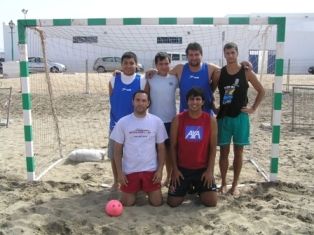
[146,52,178,186]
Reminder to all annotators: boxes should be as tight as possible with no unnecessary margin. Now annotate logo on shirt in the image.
[185,126,203,141]
[222,78,239,105]
[122,88,132,92]
[189,75,200,80]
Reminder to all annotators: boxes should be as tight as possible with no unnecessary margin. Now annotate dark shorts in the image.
[164,122,171,147]
[168,167,217,197]
[120,171,161,193]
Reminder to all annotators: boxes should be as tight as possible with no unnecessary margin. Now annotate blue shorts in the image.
[168,167,217,197]
[218,112,250,146]
[164,122,171,147]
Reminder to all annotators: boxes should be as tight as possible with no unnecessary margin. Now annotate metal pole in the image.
[286,59,291,93]
[10,28,14,60]
[85,59,90,94]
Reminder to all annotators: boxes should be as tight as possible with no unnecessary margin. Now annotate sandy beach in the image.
[0,73,313,234]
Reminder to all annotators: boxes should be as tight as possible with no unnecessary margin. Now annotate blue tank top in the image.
[179,63,213,113]
[109,73,141,130]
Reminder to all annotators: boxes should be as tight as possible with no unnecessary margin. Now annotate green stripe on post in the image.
[193,18,213,24]
[20,61,29,77]
[268,17,286,42]
[229,17,250,24]
[272,126,280,144]
[53,19,72,26]
[24,126,33,141]
[270,158,278,173]
[159,18,177,25]
[26,156,35,172]
[18,19,37,43]
[273,93,282,110]
[123,18,141,25]
[88,18,106,25]
[275,59,284,76]
[22,94,32,110]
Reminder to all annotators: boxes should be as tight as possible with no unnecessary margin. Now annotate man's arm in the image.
[202,116,217,187]
[169,64,183,81]
[209,63,221,92]
[169,115,184,187]
[153,143,166,183]
[242,71,265,114]
[113,141,128,186]
[109,81,113,96]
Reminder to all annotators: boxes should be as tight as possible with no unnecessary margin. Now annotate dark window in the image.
[157,37,182,44]
[73,36,98,43]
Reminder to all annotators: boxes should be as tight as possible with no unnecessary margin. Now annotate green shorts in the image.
[218,112,250,146]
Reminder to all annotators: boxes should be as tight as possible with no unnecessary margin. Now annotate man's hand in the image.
[112,70,122,77]
[117,172,128,186]
[240,61,253,71]
[145,69,157,79]
[152,169,163,184]
[241,106,255,114]
[170,168,184,188]
[201,170,215,188]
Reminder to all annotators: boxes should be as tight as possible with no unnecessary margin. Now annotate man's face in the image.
[133,93,150,114]
[187,95,204,112]
[187,50,202,67]
[156,58,170,76]
[224,48,238,64]
[121,58,137,76]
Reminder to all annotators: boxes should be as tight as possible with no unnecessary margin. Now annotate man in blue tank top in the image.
[169,42,220,114]
[108,51,147,190]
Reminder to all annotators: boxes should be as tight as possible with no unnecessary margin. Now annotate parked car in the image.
[93,56,144,73]
[28,57,66,73]
[308,66,314,74]
[0,58,4,74]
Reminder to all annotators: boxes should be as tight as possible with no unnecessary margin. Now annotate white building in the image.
[2,14,314,74]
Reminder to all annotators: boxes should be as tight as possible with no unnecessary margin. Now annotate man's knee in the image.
[167,196,184,207]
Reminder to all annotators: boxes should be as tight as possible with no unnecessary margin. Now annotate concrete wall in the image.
[2,15,314,74]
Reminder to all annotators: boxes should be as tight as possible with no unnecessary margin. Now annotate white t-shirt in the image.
[110,113,168,174]
[148,74,178,123]
[110,73,146,89]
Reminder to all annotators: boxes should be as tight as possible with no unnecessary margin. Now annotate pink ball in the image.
[105,200,123,217]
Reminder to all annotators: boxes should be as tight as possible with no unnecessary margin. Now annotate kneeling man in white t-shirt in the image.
[110,90,168,206]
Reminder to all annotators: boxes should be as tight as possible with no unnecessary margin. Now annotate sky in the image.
[1,0,313,52]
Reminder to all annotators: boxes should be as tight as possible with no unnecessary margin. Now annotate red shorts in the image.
[120,171,161,193]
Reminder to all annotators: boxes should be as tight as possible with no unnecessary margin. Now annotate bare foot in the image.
[228,187,240,197]
[218,185,228,194]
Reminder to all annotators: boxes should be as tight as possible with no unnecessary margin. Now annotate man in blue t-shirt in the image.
[108,51,146,190]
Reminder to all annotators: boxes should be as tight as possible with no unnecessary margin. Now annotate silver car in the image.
[28,57,66,73]
[93,56,144,73]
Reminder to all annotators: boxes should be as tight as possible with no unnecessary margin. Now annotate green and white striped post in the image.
[18,17,285,181]
[268,17,286,181]
[18,19,37,181]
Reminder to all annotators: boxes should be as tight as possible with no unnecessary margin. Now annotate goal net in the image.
[19,17,284,181]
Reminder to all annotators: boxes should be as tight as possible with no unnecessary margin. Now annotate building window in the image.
[157,37,182,44]
[73,36,98,43]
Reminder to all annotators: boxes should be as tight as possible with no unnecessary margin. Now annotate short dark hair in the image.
[223,42,238,53]
[121,51,138,64]
[185,42,203,56]
[154,52,171,65]
[186,87,205,101]
[132,90,150,102]
[132,90,151,108]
